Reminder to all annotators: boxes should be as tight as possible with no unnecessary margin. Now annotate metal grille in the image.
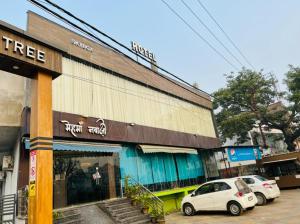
[0,194,16,224]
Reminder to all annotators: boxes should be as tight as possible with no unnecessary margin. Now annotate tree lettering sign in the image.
[60,119,107,137]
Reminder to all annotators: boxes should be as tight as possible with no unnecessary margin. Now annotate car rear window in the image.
[235,179,251,194]
[255,175,268,181]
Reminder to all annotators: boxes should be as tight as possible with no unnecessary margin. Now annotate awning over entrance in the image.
[24,139,122,153]
[138,144,198,154]
[263,157,298,164]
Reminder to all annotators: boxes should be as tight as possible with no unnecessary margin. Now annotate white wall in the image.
[3,139,20,196]
[0,71,27,127]
[52,58,216,138]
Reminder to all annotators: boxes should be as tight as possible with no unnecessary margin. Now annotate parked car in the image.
[181,178,257,216]
[240,175,280,206]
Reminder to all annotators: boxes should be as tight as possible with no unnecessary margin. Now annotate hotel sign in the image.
[131,41,156,62]
[60,118,107,137]
[0,24,62,78]
[71,39,93,52]
[2,36,46,63]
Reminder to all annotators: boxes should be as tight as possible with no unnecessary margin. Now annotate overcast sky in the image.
[2,0,300,93]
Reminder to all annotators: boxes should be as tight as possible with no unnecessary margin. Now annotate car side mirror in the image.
[191,192,196,197]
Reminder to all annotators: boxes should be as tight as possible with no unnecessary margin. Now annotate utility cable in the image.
[160,0,239,70]
[196,0,255,70]
[181,0,244,68]
[27,0,210,97]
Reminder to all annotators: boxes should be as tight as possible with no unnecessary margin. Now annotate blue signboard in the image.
[227,147,261,162]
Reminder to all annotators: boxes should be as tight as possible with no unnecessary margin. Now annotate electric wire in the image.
[160,0,239,70]
[196,0,255,70]
[181,0,244,68]
[27,0,227,103]
[27,0,210,97]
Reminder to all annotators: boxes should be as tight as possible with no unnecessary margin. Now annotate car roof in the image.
[203,178,238,185]
[238,175,257,178]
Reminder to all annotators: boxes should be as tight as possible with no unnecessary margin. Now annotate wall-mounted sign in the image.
[60,119,107,137]
[71,39,93,52]
[88,118,107,136]
[131,41,156,62]
[29,151,37,182]
[227,147,261,162]
[60,120,83,137]
[0,25,62,78]
[2,36,45,63]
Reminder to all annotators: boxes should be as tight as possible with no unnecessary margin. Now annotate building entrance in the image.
[53,151,120,208]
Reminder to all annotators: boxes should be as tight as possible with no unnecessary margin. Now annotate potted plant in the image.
[155,210,165,224]
[150,207,158,223]
[139,193,150,214]
[129,185,141,205]
[156,216,165,224]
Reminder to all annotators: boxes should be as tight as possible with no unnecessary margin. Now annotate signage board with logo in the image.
[227,147,261,162]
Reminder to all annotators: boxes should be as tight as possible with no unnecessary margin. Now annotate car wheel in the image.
[183,203,195,216]
[255,192,267,206]
[247,206,255,210]
[228,202,242,216]
[267,198,275,203]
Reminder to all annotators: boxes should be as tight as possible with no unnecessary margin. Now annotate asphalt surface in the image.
[166,189,300,224]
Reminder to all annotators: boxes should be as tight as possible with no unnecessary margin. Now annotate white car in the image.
[181,178,257,216]
[241,175,280,206]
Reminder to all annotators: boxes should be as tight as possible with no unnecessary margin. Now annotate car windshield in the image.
[255,175,268,181]
[235,179,251,194]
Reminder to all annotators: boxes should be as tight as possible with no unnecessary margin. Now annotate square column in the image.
[28,71,53,224]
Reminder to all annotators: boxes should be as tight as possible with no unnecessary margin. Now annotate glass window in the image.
[255,175,268,182]
[213,182,231,192]
[195,184,213,195]
[235,179,251,193]
[53,151,120,208]
[242,178,255,184]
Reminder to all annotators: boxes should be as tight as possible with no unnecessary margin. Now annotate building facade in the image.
[0,12,220,209]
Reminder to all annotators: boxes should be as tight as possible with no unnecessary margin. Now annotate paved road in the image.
[166,189,300,224]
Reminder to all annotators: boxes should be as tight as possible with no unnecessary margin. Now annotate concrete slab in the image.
[78,204,115,224]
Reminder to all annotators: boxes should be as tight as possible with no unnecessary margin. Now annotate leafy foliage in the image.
[213,67,300,151]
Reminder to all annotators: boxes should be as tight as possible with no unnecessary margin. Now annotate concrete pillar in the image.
[28,71,53,224]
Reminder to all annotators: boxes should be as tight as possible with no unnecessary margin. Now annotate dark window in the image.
[263,160,300,177]
[235,179,251,193]
[255,175,268,182]
[242,178,255,184]
[195,183,214,195]
[213,182,231,192]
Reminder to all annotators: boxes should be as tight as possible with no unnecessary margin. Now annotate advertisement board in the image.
[227,147,261,162]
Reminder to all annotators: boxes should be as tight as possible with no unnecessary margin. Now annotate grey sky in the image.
[1,0,299,93]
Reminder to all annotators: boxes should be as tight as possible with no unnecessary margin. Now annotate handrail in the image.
[123,176,165,220]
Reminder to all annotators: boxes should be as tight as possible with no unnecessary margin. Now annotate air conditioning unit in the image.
[0,171,5,181]
[2,155,13,171]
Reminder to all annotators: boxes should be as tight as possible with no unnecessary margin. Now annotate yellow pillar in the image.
[28,71,53,224]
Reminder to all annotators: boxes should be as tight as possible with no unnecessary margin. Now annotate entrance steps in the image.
[98,198,151,224]
[54,203,115,224]
[54,208,83,224]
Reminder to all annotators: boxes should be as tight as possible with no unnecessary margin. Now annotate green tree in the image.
[213,67,300,151]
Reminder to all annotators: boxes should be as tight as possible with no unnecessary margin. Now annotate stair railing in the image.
[0,194,17,224]
[123,176,165,221]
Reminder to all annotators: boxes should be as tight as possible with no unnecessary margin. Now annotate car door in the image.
[210,182,232,210]
[190,183,215,211]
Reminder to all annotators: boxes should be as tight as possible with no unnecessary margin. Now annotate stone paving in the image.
[166,189,300,224]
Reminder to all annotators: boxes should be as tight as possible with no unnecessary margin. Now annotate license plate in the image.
[248,196,253,201]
